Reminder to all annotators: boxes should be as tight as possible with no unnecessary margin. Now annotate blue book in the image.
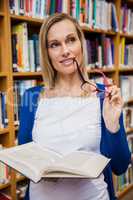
[111,41,114,65]
[0,92,7,128]
[111,3,118,32]
[31,34,40,71]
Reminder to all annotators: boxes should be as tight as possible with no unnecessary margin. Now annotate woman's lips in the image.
[60,58,75,66]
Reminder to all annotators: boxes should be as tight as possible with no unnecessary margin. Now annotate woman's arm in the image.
[97,82,131,175]
[105,113,131,175]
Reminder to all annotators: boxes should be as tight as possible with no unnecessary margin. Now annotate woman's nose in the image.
[61,44,70,57]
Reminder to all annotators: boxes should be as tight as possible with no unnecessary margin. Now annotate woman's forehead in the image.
[47,19,77,41]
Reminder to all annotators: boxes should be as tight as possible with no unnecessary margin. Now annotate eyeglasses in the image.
[73,59,113,98]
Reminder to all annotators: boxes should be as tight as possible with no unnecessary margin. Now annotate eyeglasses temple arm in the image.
[73,58,111,94]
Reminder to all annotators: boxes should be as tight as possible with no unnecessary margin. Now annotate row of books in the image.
[9,0,118,32]
[14,80,36,124]
[85,36,114,68]
[119,37,133,67]
[115,134,133,192]
[0,92,8,129]
[128,134,133,154]
[11,21,115,72]
[120,76,133,103]
[115,164,133,192]
[12,23,40,72]
[120,4,133,34]
[10,20,133,71]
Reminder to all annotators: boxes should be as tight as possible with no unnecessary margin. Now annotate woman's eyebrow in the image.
[66,33,76,38]
[48,33,76,42]
[48,39,58,43]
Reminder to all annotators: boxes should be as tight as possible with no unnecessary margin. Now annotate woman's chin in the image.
[62,68,77,75]
[61,65,77,74]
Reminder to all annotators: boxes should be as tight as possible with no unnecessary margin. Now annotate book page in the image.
[45,151,110,178]
[0,142,62,182]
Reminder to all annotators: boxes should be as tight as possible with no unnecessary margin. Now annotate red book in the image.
[0,193,11,200]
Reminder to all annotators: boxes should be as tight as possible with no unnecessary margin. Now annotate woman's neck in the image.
[43,72,95,98]
[54,72,82,92]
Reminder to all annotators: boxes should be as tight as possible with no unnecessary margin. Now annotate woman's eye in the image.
[49,42,60,48]
[67,37,76,43]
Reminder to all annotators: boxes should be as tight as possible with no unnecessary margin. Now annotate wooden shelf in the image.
[13,72,42,78]
[119,67,133,72]
[81,24,116,35]
[117,183,133,198]
[0,72,8,77]
[13,69,115,77]
[0,127,9,135]
[0,11,4,17]
[120,33,133,39]
[124,98,133,105]
[9,16,117,35]
[86,67,116,73]
[16,175,26,183]
[126,0,133,3]
[126,127,133,134]
[0,182,10,190]
[10,14,43,25]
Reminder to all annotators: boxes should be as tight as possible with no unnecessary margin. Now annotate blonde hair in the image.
[39,13,87,88]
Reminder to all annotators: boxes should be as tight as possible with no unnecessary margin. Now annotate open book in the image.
[0,142,110,183]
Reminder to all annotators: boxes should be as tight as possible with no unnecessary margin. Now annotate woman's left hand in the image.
[102,85,124,133]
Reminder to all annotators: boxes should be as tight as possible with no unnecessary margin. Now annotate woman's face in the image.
[47,19,83,75]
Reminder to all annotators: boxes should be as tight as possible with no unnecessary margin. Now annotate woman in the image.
[18,13,131,200]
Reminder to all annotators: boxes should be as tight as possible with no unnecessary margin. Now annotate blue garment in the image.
[18,84,131,200]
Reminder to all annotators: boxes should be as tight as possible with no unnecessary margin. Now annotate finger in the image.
[106,87,121,99]
[107,85,119,93]
[110,87,121,96]
[109,94,123,105]
[105,88,121,100]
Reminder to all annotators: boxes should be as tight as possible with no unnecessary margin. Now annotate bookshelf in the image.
[0,0,132,199]
[117,183,133,199]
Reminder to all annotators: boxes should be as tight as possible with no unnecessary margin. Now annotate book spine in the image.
[28,40,35,72]
[50,0,56,15]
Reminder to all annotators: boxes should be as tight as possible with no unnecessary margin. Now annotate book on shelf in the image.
[0,144,9,184]
[12,22,29,72]
[128,134,133,151]
[0,142,110,183]
[9,0,118,32]
[120,4,133,34]
[0,92,8,129]
[13,80,36,122]
[120,75,133,102]
[0,193,11,200]
[119,37,133,67]
[123,106,133,129]
[11,22,40,72]
[85,35,114,69]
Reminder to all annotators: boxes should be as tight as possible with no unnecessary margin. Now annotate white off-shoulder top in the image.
[30,96,109,200]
